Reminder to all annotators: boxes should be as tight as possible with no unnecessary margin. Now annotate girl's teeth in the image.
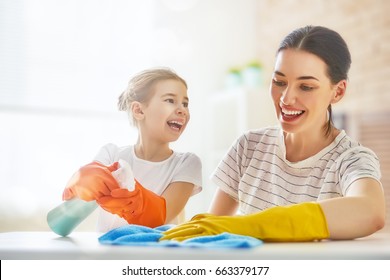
[168,120,184,130]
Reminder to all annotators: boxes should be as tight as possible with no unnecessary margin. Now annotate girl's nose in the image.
[176,104,187,114]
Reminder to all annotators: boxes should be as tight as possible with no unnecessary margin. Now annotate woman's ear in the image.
[331,80,347,104]
[131,101,145,121]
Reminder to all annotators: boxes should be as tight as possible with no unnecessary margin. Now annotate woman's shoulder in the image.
[239,126,281,144]
[333,131,381,188]
[334,131,379,162]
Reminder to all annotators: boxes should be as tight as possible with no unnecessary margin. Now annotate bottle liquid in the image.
[47,199,98,237]
[47,159,134,237]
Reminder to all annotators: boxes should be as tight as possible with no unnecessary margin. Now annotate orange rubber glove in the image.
[62,161,120,201]
[97,180,166,228]
[160,202,329,242]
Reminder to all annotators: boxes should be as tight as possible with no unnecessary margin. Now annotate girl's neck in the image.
[134,140,172,162]
[284,126,339,162]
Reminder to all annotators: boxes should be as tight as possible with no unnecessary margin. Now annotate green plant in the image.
[246,60,263,69]
[228,67,241,74]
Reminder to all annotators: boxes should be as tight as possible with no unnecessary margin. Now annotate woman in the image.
[161,26,385,242]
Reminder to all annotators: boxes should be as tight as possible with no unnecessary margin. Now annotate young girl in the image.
[161,26,385,242]
[62,67,202,232]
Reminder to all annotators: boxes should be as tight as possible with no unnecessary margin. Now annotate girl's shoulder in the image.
[172,151,202,166]
[94,143,133,163]
[100,143,132,155]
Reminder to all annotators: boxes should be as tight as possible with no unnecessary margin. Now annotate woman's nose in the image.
[280,88,296,105]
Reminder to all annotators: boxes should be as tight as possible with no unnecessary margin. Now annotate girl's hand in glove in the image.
[97,180,166,228]
[62,161,120,201]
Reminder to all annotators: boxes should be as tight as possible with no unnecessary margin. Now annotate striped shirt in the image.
[212,126,382,215]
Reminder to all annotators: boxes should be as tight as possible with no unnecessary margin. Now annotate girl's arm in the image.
[208,188,239,216]
[162,182,195,223]
[320,177,385,239]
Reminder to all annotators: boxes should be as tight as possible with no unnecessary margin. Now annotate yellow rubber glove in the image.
[97,180,166,228]
[160,202,329,242]
[62,161,120,201]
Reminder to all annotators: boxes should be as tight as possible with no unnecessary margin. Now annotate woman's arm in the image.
[320,177,386,239]
[162,182,195,223]
[208,188,239,216]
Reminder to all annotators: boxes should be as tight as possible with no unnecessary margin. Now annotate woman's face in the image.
[270,49,339,136]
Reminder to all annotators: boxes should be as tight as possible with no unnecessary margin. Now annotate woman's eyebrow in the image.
[297,75,319,81]
[274,70,319,81]
[274,70,285,77]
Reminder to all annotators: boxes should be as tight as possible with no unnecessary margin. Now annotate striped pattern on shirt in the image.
[211,126,381,215]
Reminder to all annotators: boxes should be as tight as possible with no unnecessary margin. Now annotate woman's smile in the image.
[280,106,305,122]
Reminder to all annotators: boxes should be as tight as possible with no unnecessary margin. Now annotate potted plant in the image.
[225,67,242,88]
[242,60,263,87]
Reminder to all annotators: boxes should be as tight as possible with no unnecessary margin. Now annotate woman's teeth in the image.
[282,108,303,116]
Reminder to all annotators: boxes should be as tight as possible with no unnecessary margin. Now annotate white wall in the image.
[150,0,265,218]
[0,0,265,231]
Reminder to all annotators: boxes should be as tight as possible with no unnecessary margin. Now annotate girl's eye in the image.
[272,79,286,87]
[165,98,175,103]
[183,102,189,108]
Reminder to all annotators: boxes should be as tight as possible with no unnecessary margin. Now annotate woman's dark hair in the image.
[277,25,352,136]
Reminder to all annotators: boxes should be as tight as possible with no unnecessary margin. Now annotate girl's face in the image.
[270,49,341,136]
[140,79,190,143]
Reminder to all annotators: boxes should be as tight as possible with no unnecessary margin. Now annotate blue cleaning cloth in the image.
[98,224,262,249]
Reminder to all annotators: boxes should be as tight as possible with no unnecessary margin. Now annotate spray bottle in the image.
[47,159,134,237]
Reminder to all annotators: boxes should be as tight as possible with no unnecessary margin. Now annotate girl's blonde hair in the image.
[118,67,188,125]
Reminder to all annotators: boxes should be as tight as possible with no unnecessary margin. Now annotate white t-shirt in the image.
[212,126,382,215]
[93,143,202,232]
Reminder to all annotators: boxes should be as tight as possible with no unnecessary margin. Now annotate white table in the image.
[0,231,389,260]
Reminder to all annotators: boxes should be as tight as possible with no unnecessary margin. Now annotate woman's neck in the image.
[284,127,340,162]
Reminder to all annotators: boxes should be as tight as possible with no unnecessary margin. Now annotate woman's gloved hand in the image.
[97,180,166,228]
[160,202,329,242]
[62,161,120,201]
